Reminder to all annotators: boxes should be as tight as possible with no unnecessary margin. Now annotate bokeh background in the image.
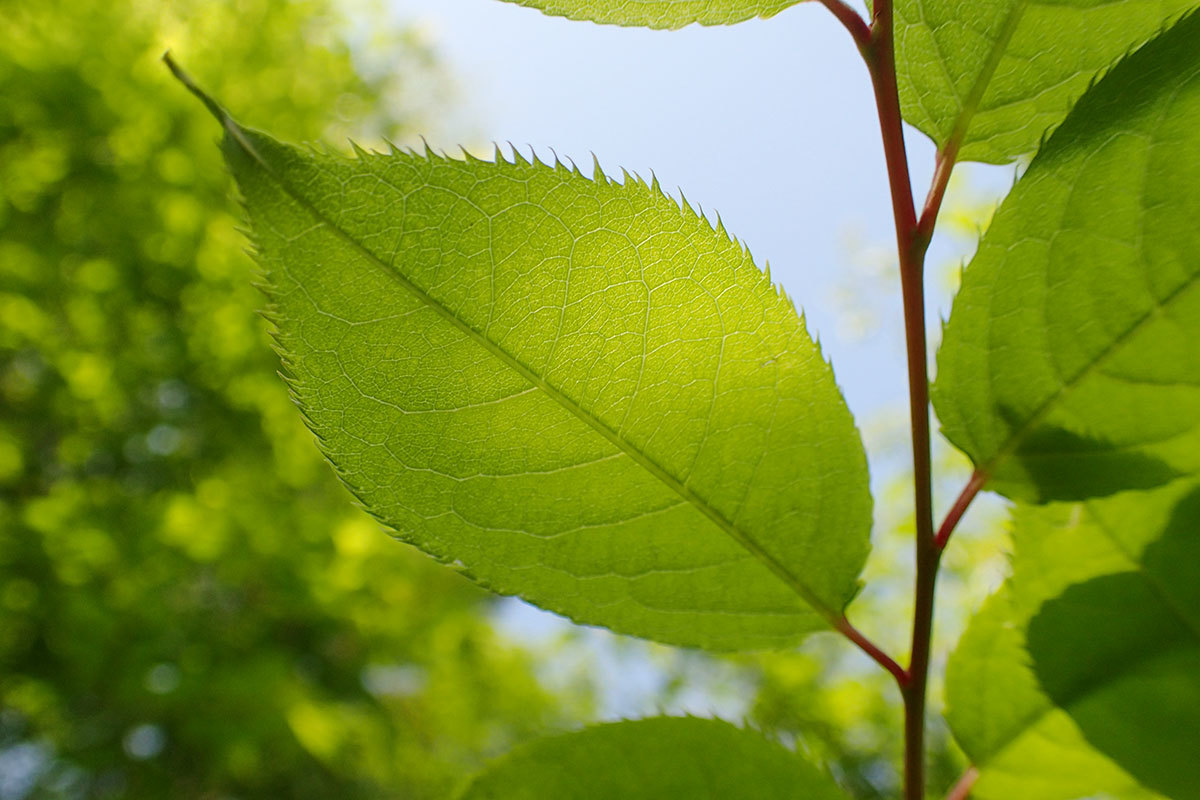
[1,1,1011,797]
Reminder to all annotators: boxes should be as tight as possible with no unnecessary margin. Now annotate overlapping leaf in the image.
[497,0,802,28]
[933,12,1200,502]
[173,65,872,652]
[895,0,1197,163]
[1028,500,1200,800]
[946,480,1198,799]
[457,717,849,799]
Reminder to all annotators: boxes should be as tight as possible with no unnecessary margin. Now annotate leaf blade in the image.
[946,480,1197,799]
[197,91,872,651]
[495,0,804,28]
[457,717,850,799]
[896,0,1198,163]
[1028,496,1200,800]
[933,13,1200,502]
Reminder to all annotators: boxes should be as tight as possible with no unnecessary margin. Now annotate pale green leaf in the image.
[896,0,1197,163]
[946,479,1197,800]
[1028,498,1200,800]
[496,0,803,28]
[932,13,1200,502]
[171,65,872,652]
[457,717,849,799]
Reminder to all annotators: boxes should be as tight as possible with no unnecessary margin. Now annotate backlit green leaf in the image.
[496,0,802,28]
[173,64,872,652]
[945,479,1197,800]
[457,716,849,799]
[933,13,1200,502]
[895,0,1197,163]
[1028,499,1200,800]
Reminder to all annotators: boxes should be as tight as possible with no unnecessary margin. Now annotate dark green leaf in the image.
[946,479,1197,799]
[1028,498,1200,800]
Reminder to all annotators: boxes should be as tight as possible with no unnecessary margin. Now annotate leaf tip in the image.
[162,52,228,126]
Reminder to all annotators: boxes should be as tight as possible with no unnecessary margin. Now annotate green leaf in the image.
[945,479,1197,800]
[1028,499,1200,800]
[495,0,803,28]
[895,0,1197,163]
[171,63,872,652]
[457,716,849,799]
[932,13,1200,502]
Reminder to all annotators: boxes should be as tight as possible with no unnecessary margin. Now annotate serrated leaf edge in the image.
[165,54,862,634]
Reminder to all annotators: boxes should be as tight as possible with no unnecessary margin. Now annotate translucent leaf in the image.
[946,479,1197,800]
[933,13,1200,502]
[457,717,850,799]
[895,0,1197,163]
[173,66,873,652]
[1028,504,1200,799]
[496,0,803,29]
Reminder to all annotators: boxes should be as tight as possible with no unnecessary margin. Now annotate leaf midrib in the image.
[220,115,840,626]
[936,0,1029,154]
[980,267,1200,479]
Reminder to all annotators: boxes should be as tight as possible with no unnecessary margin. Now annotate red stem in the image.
[945,766,979,800]
[935,470,986,551]
[815,0,914,704]
[835,615,908,686]
[819,3,960,798]
[917,143,959,244]
[861,2,938,799]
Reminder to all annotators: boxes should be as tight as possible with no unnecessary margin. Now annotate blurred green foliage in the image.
[0,1,586,797]
[0,0,1012,796]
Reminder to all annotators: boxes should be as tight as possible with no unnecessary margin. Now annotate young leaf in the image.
[895,0,1196,163]
[457,716,849,799]
[933,13,1200,502]
[1028,507,1200,800]
[945,479,1197,799]
[170,63,872,652]
[496,0,802,29]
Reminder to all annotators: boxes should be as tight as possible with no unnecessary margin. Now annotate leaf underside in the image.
[457,717,849,799]
[946,479,1197,800]
[497,0,804,28]
[1028,507,1200,800]
[186,77,873,652]
[933,11,1200,503]
[895,0,1198,163]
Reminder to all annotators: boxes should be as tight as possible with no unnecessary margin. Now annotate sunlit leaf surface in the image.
[180,71,873,651]
[498,0,803,28]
